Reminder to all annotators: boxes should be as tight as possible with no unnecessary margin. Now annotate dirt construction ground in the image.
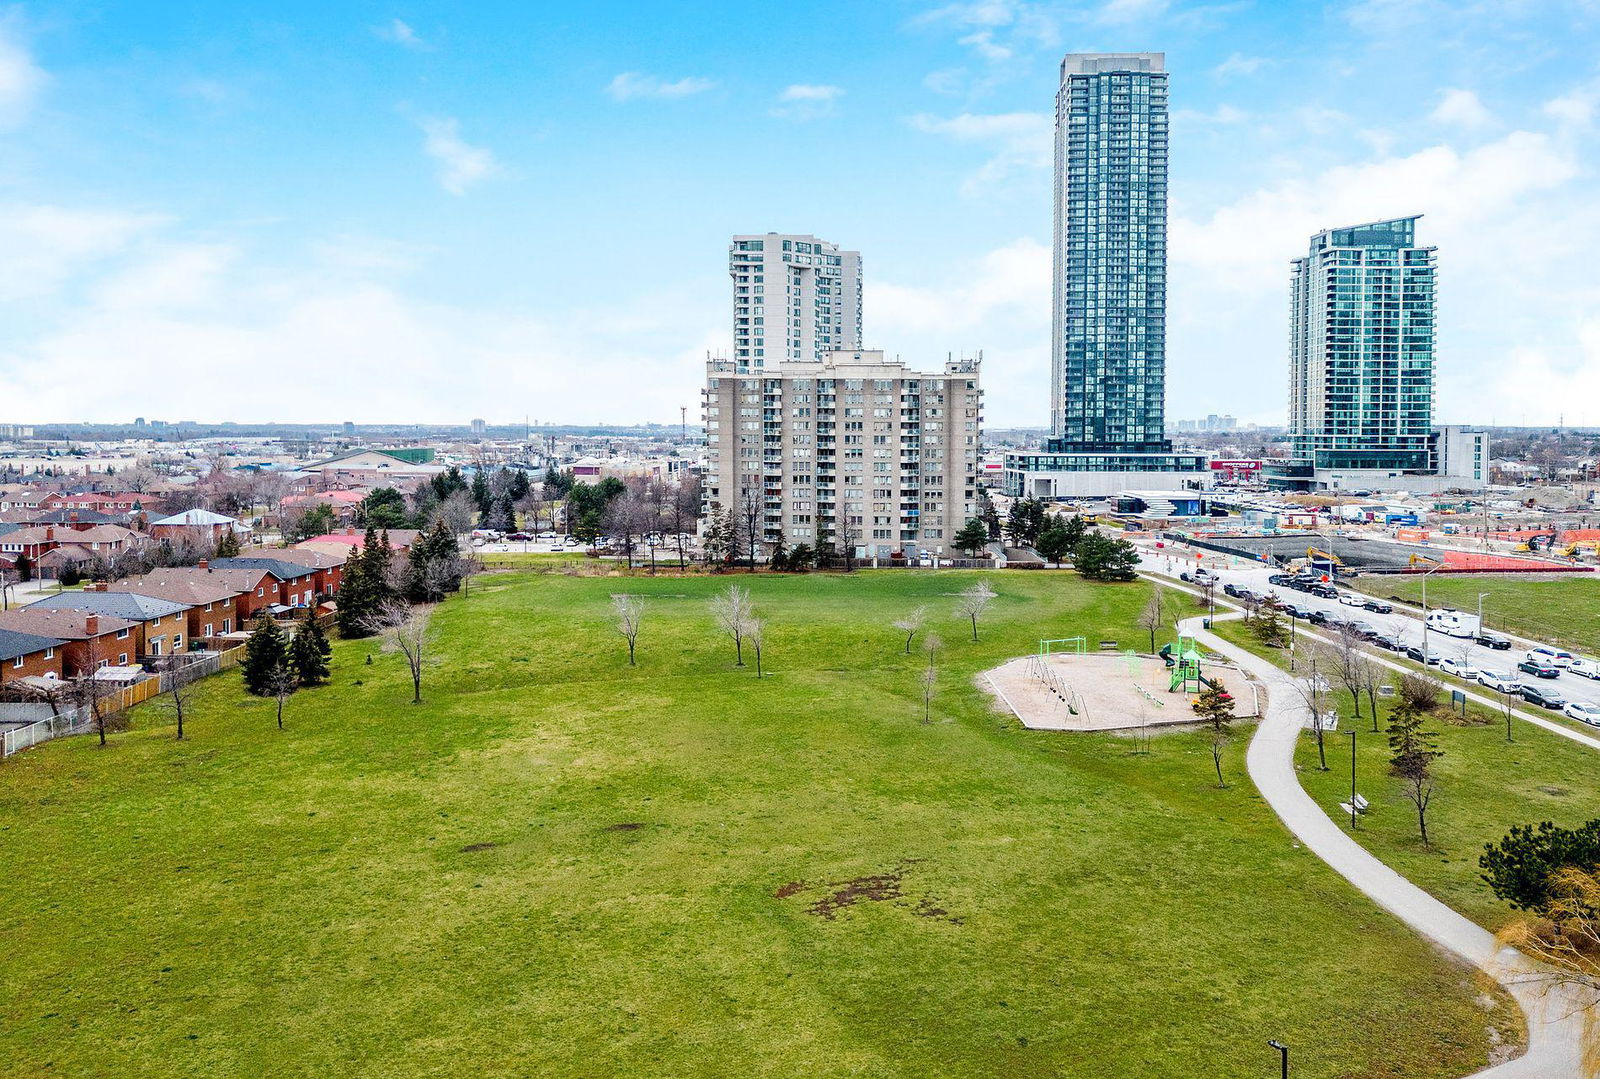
[984,652,1262,732]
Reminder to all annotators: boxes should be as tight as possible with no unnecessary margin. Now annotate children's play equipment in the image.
[1158,635,1216,694]
[1038,636,1087,657]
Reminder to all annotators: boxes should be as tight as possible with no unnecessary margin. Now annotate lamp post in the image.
[1347,731,1358,830]
[1477,592,1489,632]
[1268,1039,1289,1079]
[1419,560,1444,665]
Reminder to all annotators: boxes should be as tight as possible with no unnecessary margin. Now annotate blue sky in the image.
[1,0,1598,427]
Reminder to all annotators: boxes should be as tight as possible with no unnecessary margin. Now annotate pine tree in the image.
[289,619,331,686]
[471,470,491,515]
[214,529,241,558]
[242,613,289,696]
[335,535,380,639]
[364,529,396,603]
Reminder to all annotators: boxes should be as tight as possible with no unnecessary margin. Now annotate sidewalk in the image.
[1185,614,1593,1078]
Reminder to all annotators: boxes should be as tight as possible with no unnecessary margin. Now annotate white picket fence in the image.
[1,644,243,760]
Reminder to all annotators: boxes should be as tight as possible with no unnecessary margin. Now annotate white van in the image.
[1425,609,1481,638]
[1524,646,1574,669]
[1567,657,1600,680]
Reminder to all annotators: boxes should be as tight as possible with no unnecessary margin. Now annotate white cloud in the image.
[417,116,501,196]
[1430,88,1494,129]
[870,238,1050,424]
[0,204,166,302]
[773,83,843,119]
[1213,52,1267,77]
[0,13,46,130]
[909,0,1059,61]
[0,213,723,425]
[606,72,715,102]
[1543,87,1596,129]
[910,111,1051,195]
[374,19,426,49]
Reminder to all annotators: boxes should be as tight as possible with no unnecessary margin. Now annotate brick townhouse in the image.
[0,627,67,683]
[117,569,250,646]
[0,524,146,568]
[26,587,194,659]
[0,609,142,673]
[210,556,332,606]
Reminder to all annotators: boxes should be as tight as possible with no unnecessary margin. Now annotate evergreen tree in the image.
[214,529,241,558]
[242,613,289,696]
[335,532,385,638]
[1061,514,1087,552]
[471,470,492,515]
[954,518,990,558]
[289,619,332,686]
[1073,533,1140,582]
[14,551,31,582]
[365,529,397,603]
[1036,520,1073,566]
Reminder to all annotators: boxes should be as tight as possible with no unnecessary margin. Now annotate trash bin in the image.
[1203,618,1212,629]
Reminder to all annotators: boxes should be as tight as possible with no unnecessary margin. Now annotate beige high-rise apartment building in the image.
[729,233,862,371]
[702,349,982,560]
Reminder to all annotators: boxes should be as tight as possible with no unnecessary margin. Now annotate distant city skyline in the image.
[0,2,1597,425]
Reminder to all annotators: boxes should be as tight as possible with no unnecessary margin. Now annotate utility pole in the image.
[680,405,687,443]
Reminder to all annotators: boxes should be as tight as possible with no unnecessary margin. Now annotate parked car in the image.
[1268,574,1290,586]
[1347,621,1378,639]
[1310,585,1339,599]
[536,531,559,541]
[1371,635,1401,652]
[1222,583,1242,597]
[1567,657,1600,680]
[1478,669,1519,692]
[506,531,533,541]
[1403,644,1442,665]
[1518,683,1566,710]
[1517,658,1562,679]
[1180,569,1218,586]
[1337,593,1366,607]
[1439,658,1478,680]
[1562,701,1600,727]
[1525,646,1574,669]
[1475,632,1512,650]
[1362,600,1394,614]
[1280,603,1307,618]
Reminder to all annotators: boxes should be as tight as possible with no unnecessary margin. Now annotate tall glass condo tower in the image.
[1287,217,1436,470]
[1051,52,1170,452]
[1006,52,1205,498]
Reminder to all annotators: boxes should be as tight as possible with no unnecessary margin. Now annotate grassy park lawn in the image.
[1208,618,1600,930]
[0,571,1520,1079]
[1350,572,1600,654]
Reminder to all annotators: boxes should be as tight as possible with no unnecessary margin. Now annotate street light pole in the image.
[1478,592,1489,632]
[1420,560,1443,666]
[1268,1039,1289,1079]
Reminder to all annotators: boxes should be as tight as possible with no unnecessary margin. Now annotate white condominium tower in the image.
[728,233,862,370]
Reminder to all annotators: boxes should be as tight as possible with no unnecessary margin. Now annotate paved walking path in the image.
[1183,615,1593,1078]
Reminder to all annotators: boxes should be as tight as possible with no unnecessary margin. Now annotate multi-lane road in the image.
[1135,541,1600,733]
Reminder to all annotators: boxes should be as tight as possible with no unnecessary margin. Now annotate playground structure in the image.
[984,636,1259,732]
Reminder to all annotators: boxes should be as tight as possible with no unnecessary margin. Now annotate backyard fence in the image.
[1,643,247,761]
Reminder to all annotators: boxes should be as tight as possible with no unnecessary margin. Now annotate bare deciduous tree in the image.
[267,662,297,730]
[893,605,928,654]
[953,580,997,643]
[365,599,434,704]
[710,584,752,667]
[1291,643,1333,771]
[1331,625,1371,724]
[166,659,203,740]
[745,614,766,678]
[920,634,940,724]
[1138,585,1168,653]
[612,593,645,666]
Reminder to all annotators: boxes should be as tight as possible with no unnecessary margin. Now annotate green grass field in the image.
[0,571,1521,1078]
[1208,618,1600,929]
[1351,572,1600,654]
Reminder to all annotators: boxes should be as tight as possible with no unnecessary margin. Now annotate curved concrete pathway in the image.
[1182,616,1593,1078]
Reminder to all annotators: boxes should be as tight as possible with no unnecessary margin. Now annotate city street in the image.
[1135,539,1600,733]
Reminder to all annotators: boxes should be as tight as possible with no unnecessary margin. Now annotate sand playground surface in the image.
[983,651,1262,732]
